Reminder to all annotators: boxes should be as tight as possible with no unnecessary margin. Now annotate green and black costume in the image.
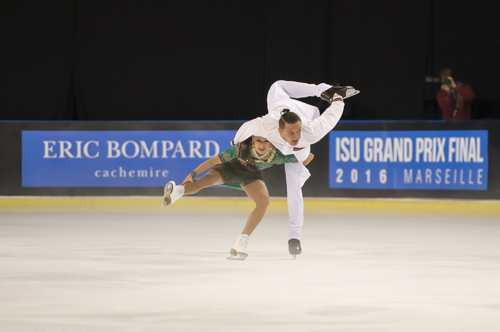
[214,137,298,189]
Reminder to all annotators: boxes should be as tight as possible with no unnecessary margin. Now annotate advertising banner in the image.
[329,130,488,190]
[22,130,236,187]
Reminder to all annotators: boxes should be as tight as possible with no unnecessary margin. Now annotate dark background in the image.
[1,0,499,122]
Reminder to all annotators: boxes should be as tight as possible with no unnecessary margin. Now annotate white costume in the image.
[233,80,345,240]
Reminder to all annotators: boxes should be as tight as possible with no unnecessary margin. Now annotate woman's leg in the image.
[183,169,223,195]
[240,180,270,235]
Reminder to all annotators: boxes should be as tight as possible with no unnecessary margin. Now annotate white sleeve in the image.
[303,97,345,145]
[293,146,311,163]
[232,118,264,145]
[267,80,332,112]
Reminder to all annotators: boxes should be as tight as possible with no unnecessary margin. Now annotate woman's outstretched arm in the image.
[181,155,221,185]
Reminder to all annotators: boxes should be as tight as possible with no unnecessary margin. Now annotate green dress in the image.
[214,137,299,189]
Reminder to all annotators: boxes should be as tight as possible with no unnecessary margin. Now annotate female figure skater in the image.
[162,134,313,260]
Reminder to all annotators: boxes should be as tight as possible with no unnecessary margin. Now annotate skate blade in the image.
[343,89,360,99]
[160,193,168,210]
[160,199,168,210]
[227,249,248,260]
[227,254,247,260]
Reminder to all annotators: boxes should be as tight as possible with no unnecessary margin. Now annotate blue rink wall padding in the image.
[1,120,500,199]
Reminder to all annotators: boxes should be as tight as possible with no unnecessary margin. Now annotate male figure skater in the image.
[232,80,359,258]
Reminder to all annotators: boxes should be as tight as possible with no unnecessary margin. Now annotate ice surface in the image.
[1,211,500,331]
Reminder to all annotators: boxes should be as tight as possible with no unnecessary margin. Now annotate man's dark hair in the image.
[279,109,301,130]
[440,68,453,79]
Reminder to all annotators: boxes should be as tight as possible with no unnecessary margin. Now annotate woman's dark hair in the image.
[279,109,301,130]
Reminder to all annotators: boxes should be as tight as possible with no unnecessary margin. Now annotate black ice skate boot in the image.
[288,239,302,259]
[320,86,360,102]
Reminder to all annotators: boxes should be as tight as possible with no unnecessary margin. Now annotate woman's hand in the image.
[181,156,221,185]
[303,153,314,166]
[238,158,248,167]
[181,174,194,185]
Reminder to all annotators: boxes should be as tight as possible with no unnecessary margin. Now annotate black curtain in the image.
[325,2,430,120]
[0,0,75,120]
[1,0,498,121]
[74,1,267,120]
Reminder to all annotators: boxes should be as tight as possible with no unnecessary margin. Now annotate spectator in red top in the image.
[436,68,475,120]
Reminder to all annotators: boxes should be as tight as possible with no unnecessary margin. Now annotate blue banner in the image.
[22,130,236,187]
[329,130,488,190]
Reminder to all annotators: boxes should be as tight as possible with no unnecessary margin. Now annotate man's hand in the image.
[441,84,451,93]
[447,76,457,89]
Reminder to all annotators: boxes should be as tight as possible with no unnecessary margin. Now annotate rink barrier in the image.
[2,120,500,200]
[0,197,499,216]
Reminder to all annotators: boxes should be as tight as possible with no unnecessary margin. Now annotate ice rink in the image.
[1,203,500,331]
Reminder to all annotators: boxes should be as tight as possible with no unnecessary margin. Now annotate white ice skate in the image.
[161,181,184,210]
[227,234,249,260]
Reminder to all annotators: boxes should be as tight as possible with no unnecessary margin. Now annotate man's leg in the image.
[284,161,311,249]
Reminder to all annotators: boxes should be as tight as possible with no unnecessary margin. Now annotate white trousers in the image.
[265,81,321,240]
[285,153,311,240]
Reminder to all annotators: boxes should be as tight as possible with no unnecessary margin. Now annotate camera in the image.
[425,76,453,86]
[441,77,452,86]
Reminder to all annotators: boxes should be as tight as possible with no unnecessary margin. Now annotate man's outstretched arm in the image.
[302,96,345,145]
